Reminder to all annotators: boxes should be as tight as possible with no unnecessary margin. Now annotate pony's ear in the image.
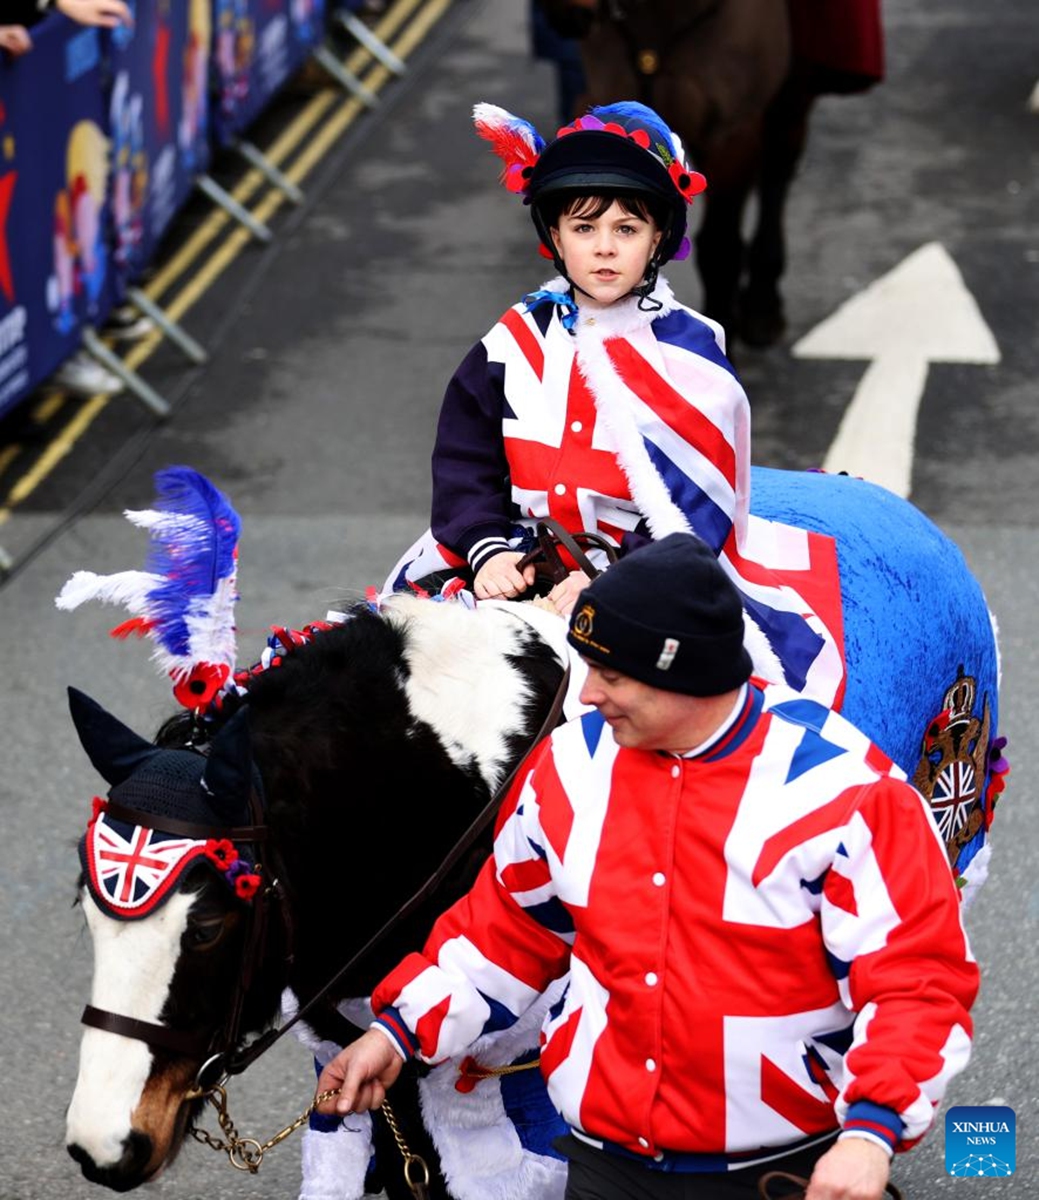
[68,686,159,786]
[201,706,254,824]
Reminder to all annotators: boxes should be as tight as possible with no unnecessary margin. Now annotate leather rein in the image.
[80,608,576,1091]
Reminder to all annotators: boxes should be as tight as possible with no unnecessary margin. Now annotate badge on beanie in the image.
[655,637,679,671]
[571,603,599,648]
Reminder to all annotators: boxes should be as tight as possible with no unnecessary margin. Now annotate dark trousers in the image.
[556,1133,838,1200]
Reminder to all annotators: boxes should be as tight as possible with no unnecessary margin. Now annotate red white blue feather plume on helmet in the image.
[473,102,546,194]
[56,466,242,711]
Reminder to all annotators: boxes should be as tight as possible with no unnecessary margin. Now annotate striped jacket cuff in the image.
[842,1101,902,1153]
[372,1007,419,1060]
[468,537,514,574]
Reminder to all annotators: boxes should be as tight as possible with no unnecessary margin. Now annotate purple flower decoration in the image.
[224,857,253,885]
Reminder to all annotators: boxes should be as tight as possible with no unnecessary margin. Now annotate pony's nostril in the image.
[119,1130,153,1176]
[67,1131,154,1192]
[67,1142,91,1169]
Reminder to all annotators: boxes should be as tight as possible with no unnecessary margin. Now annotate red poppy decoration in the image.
[504,163,536,194]
[204,838,238,871]
[90,795,107,826]
[171,661,231,710]
[668,161,707,202]
[983,736,1010,830]
[234,872,262,901]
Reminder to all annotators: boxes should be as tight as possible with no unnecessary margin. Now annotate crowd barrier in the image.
[0,0,400,423]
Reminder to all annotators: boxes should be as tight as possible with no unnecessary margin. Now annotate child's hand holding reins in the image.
[474,552,537,600]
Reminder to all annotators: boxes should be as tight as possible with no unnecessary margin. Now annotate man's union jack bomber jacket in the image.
[373,684,978,1169]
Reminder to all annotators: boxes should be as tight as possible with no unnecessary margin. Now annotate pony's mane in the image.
[151,598,565,1004]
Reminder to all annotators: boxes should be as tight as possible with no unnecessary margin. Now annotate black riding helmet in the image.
[474,100,705,288]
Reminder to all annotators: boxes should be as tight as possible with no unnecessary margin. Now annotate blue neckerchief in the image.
[522,288,579,332]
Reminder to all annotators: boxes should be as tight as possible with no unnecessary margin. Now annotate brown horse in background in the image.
[535,0,884,348]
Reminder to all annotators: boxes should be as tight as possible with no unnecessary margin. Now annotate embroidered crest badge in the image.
[913,669,991,871]
[571,603,595,642]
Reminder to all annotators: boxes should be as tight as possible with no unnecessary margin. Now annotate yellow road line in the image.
[147,0,453,331]
[0,394,109,525]
[0,445,20,478]
[0,0,454,526]
[140,92,338,303]
[143,0,430,304]
[31,392,66,424]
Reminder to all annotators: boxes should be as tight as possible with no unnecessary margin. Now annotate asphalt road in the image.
[1,0,1037,1197]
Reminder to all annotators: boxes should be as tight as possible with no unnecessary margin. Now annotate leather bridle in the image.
[80,784,290,1086]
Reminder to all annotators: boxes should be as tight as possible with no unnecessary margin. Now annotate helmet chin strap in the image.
[632,259,664,312]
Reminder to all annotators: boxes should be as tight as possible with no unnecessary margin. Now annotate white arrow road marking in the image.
[793,242,1000,497]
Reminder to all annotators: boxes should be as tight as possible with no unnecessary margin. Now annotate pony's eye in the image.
[185,919,226,949]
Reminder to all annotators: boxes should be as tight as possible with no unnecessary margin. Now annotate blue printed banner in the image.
[946,1104,1015,1176]
[211,0,325,145]
[105,0,212,284]
[0,15,114,418]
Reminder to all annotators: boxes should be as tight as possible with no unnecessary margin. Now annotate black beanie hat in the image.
[567,534,752,696]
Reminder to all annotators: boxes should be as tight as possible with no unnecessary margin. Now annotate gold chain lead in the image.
[188,1085,431,1197]
[188,1085,340,1173]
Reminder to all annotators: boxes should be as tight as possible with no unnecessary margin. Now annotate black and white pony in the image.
[63,465,1005,1199]
[65,592,571,1197]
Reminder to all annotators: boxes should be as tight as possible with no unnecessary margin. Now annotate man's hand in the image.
[0,25,33,55]
[315,1028,405,1116]
[546,570,591,617]
[55,0,133,28]
[474,552,536,601]
[805,1137,892,1200]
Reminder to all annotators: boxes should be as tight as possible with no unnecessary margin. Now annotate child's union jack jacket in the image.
[393,278,844,705]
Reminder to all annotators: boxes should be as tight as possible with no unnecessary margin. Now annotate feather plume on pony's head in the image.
[473,103,546,194]
[56,466,242,711]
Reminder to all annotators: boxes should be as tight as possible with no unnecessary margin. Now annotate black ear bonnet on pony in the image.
[70,687,265,921]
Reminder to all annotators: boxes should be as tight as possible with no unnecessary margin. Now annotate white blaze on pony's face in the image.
[66,888,197,1178]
